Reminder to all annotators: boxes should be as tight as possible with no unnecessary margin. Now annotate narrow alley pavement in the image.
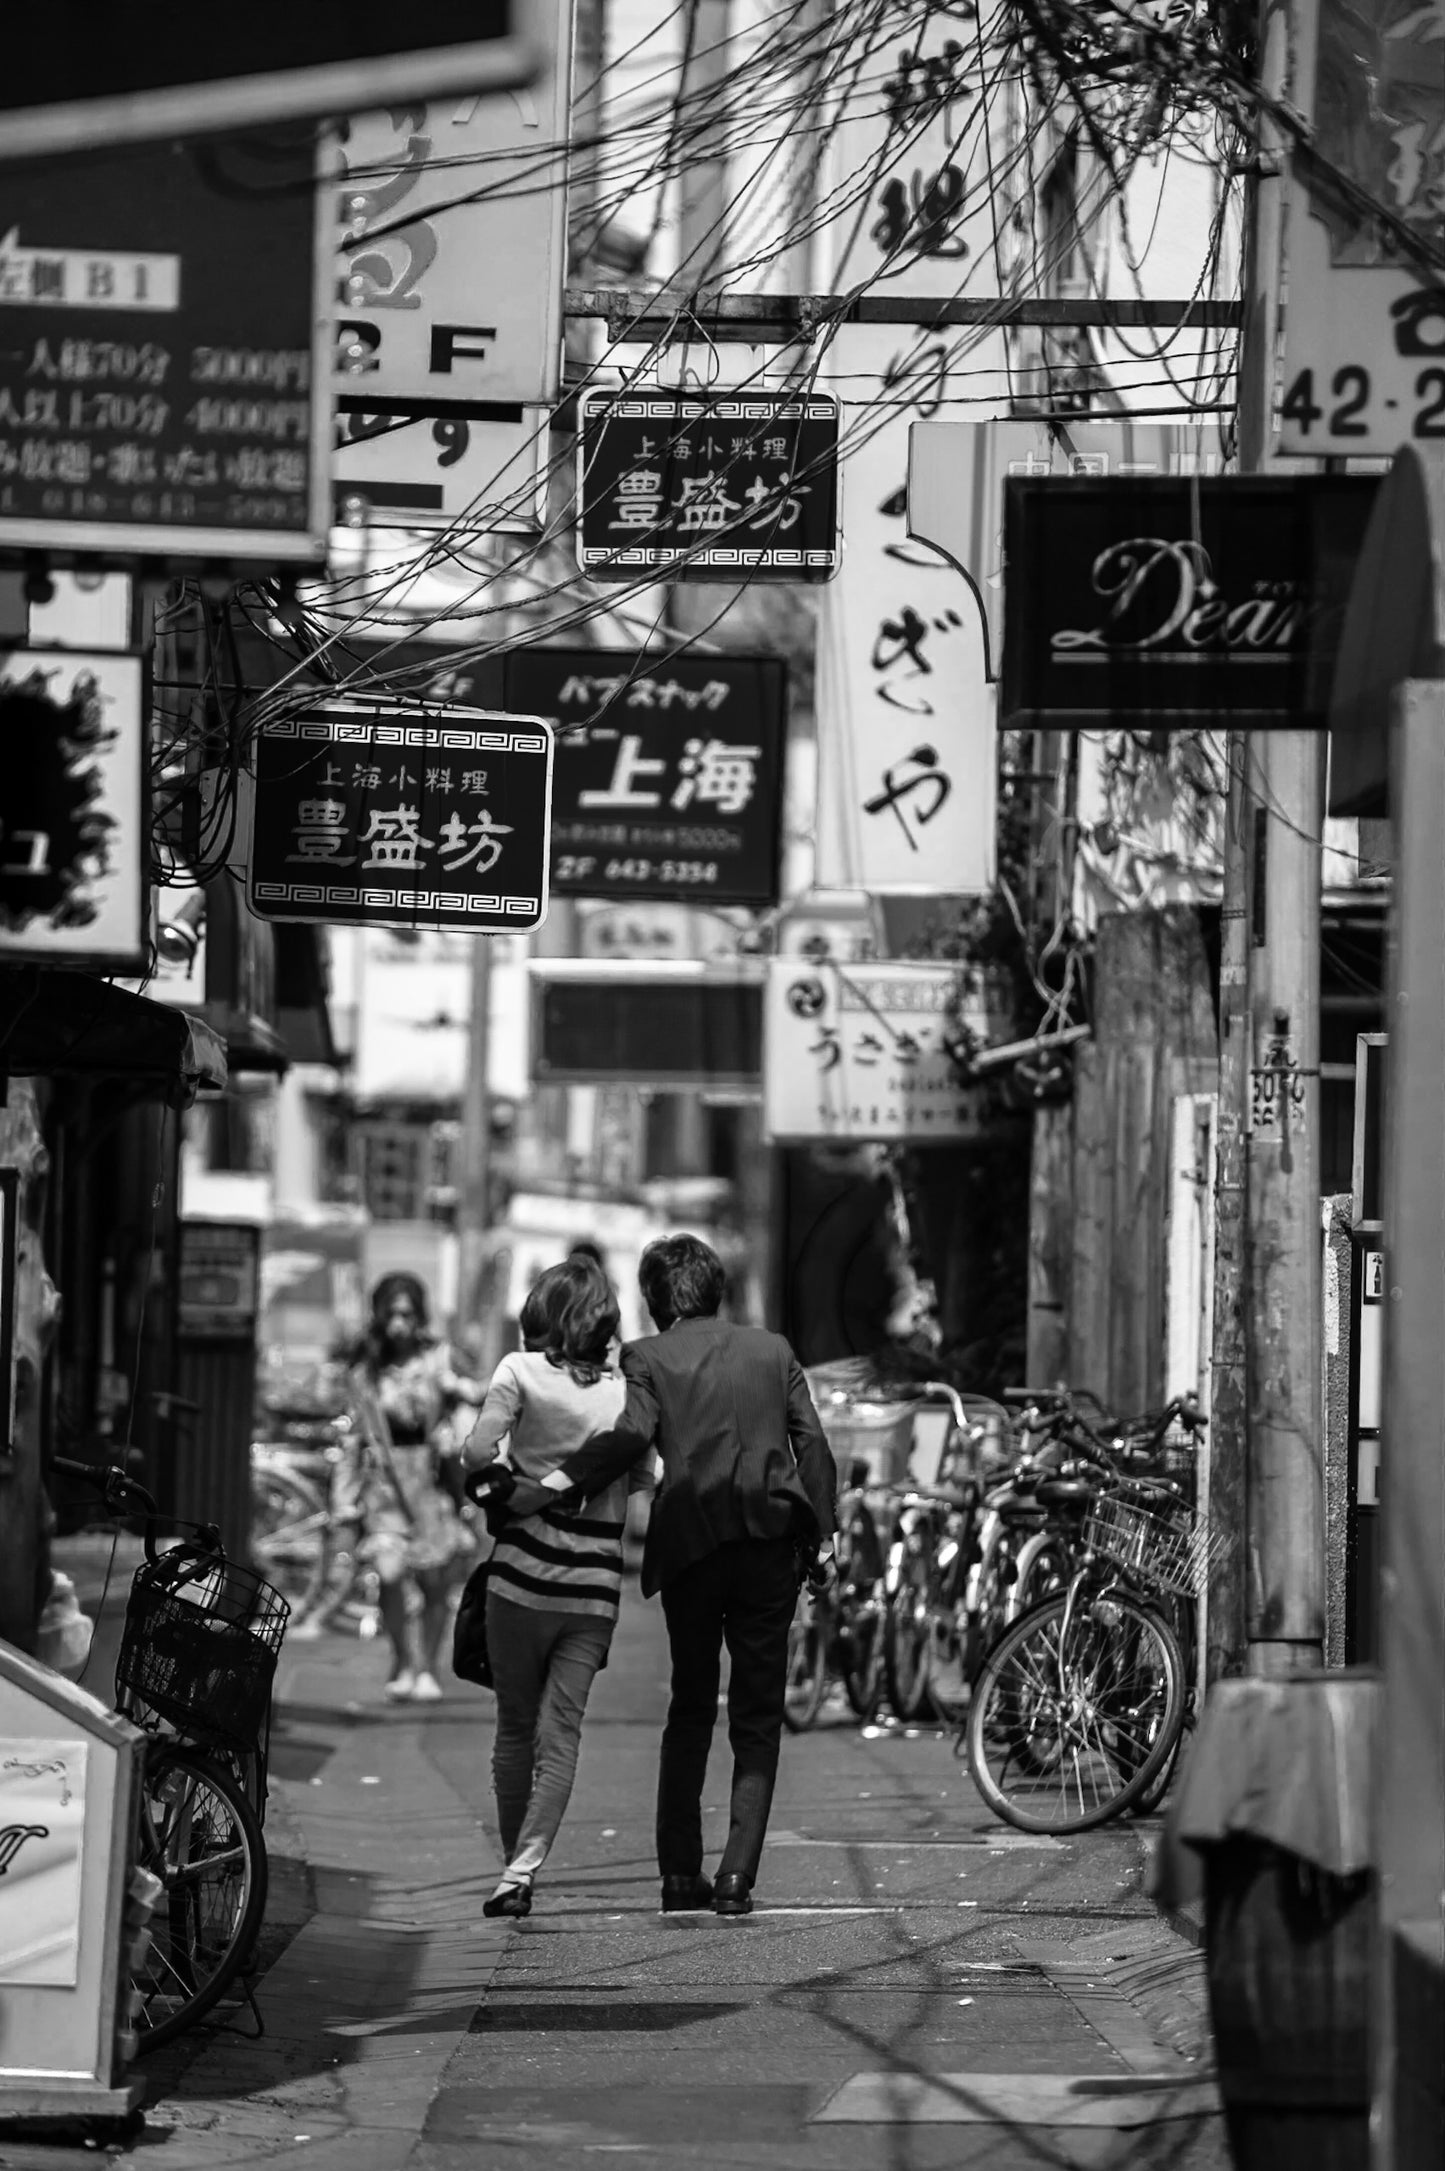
[2,1585,1224,2171]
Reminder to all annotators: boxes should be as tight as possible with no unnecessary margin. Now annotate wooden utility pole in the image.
[1227,0,1326,1675]
[1207,757,1250,1681]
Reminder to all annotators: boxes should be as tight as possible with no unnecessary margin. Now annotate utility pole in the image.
[1227,0,1325,1675]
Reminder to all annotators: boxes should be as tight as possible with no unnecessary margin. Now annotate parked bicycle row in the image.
[783,1374,1214,1833]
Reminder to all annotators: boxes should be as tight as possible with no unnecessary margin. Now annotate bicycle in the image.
[783,1472,888,1731]
[962,1461,1221,1834]
[880,1385,1014,1725]
[53,1455,289,2050]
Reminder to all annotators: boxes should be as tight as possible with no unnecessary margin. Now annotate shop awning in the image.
[0,968,228,1098]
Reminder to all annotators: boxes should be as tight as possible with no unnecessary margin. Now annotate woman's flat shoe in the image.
[384,1670,415,1701]
[483,1882,533,1919]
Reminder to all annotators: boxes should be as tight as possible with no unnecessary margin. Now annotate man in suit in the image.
[492,1233,837,1917]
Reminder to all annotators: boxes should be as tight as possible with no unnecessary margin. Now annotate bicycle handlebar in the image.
[51,1455,225,1566]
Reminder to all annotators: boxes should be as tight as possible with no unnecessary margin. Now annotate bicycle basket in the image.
[1082,1489,1223,1600]
[115,1545,290,1752]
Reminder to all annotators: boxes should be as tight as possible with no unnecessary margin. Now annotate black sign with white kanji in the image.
[576,392,839,582]
[504,648,786,909]
[247,706,553,934]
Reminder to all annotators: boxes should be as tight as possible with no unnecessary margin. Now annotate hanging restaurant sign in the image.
[1000,476,1380,731]
[0,132,332,564]
[0,647,147,971]
[576,391,840,581]
[247,703,554,935]
[763,960,996,1144]
[503,648,786,907]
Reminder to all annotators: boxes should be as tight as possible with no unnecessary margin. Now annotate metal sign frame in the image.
[1,14,536,160]
[0,135,335,565]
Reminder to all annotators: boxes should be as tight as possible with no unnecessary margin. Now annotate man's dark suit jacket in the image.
[501,1317,838,1598]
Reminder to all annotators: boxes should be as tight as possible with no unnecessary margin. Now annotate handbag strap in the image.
[353,1374,418,1530]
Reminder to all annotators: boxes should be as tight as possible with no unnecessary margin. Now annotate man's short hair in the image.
[638,1233,726,1329]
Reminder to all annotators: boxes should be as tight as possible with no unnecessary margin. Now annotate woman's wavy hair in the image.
[520,1255,620,1386]
[637,1234,725,1331]
[358,1272,434,1376]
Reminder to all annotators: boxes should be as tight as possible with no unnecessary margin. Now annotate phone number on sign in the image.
[555,855,720,886]
[1280,362,1445,442]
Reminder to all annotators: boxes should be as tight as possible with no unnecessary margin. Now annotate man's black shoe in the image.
[661,1873,714,1913]
[713,1873,753,1917]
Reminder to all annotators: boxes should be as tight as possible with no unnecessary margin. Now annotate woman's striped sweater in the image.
[464,1350,639,1620]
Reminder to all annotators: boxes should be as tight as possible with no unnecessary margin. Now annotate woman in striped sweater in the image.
[462,1254,646,1918]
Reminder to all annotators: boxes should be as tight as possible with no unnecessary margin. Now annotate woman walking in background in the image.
[463,1254,645,1918]
[340,1273,481,1704]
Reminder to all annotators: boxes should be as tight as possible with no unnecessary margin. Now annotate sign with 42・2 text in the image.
[0,133,331,561]
[577,392,840,580]
[1279,0,1445,457]
[248,704,553,935]
[504,648,786,907]
[763,961,992,1144]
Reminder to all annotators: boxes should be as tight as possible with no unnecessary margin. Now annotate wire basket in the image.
[1082,1487,1225,1601]
[116,1544,290,1754]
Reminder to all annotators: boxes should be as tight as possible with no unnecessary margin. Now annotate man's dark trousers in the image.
[657,1536,800,1885]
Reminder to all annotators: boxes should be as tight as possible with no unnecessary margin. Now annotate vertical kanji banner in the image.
[810,9,1012,895]
[813,325,1006,895]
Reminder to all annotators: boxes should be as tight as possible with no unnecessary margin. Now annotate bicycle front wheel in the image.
[131,1745,267,2051]
[783,1594,829,1732]
[966,1592,1185,1834]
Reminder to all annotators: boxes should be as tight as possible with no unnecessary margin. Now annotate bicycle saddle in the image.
[1033,1476,1093,1509]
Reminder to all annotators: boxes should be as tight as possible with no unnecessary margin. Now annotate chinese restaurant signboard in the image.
[1001,475,1379,731]
[504,649,786,908]
[248,704,554,935]
[0,647,147,970]
[0,134,331,563]
[763,960,993,1143]
[577,391,840,581]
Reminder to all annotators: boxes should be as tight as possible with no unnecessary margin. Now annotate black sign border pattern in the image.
[576,392,841,582]
[248,711,554,933]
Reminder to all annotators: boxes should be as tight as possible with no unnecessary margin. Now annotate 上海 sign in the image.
[1000,475,1379,731]
[1279,0,1445,458]
[1,9,534,160]
[504,648,786,907]
[0,133,331,562]
[763,960,992,1143]
[577,391,840,580]
[0,648,147,970]
[248,703,553,935]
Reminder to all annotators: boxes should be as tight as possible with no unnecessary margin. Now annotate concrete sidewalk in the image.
[0,1582,1222,2171]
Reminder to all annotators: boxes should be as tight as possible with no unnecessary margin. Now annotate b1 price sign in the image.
[0,134,331,563]
[248,704,553,935]
[1279,0,1445,458]
[577,391,840,581]
[504,648,786,908]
